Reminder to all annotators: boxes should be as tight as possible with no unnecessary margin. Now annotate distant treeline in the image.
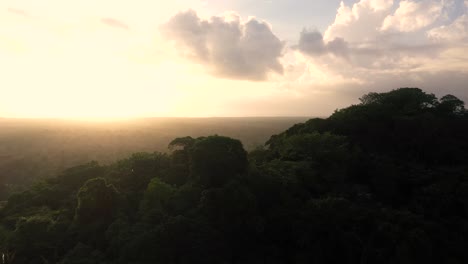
[1,88,468,264]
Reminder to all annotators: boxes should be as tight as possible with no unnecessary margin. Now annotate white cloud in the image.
[428,14,468,41]
[291,0,468,106]
[381,0,444,32]
[162,10,284,81]
[361,0,395,12]
[324,0,394,42]
[298,0,457,71]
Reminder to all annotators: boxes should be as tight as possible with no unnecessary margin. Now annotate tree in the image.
[359,88,438,112]
[190,136,248,187]
[0,225,14,264]
[75,178,119,226]
[438,94,466,115]
[11,216,57,261]
[60,243,107,264]
[168,136,196,151]
[139,178,174,223]
[74,178,119,248]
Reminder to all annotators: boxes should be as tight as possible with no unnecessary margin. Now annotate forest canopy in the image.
[1,88,468,264]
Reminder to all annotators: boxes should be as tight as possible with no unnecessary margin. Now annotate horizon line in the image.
[0,115,317,122]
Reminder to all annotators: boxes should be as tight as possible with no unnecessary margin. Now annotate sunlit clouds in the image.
[0,0,467,118]
[162,10,284,81]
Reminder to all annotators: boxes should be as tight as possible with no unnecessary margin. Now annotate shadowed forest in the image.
[1,88,468,263]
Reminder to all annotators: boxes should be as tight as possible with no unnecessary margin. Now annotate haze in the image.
[1,0,467,118]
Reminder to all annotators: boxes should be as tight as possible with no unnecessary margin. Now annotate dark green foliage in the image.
[9,215,64,263]
[75,178,118,225]
[359,88,439,110]
[107,152,171,217]
[1,88,468,263]
[60,243,107,264]
[438,94,466,114]
[190,136,248,187]
[59,161,103,185]
[108,152,170,193]
[139,178,174,223]
[73,178,119,249]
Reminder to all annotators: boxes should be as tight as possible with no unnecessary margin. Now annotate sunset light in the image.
[1,0,467,118]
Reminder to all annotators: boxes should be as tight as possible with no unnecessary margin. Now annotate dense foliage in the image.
[1,88,468,263]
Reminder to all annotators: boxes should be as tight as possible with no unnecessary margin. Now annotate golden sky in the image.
[1,0,467,118]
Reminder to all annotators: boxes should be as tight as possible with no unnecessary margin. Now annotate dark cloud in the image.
[296,29,447,71]
[162,10,284,81]
[101,18,130,30]
[297,30,326,55]
[296,29,349,58]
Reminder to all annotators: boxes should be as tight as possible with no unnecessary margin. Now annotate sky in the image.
[0,0,467,118]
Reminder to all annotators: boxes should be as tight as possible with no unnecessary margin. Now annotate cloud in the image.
[101,18,130,30]
[324,0,448,40]
[7,8,30,17]
[381,0,443,32]
[324,0,395,43]
[162,10,284,81]
[297,30,326,55]
[296,31,443,72]
[296,0,453,71]
[288,0,468,109]
[296,29,349,58]
[428,14,468,42]
[273,55,468,116]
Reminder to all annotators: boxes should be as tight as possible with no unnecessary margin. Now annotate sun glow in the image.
[0,57,194,118]
[0,0,213,119]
